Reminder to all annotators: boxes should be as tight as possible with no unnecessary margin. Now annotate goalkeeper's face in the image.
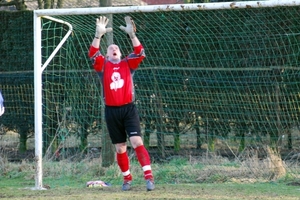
[107,44,121,61]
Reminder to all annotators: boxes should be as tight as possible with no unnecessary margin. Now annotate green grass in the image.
[1,178,300,200]
[1,151,300,199]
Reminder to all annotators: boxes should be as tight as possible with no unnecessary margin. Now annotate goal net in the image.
[34,1,300,189]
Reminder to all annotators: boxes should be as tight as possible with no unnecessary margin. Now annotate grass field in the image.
[1,179,300,200]
[2,153,300,199]
[2,132,300,199]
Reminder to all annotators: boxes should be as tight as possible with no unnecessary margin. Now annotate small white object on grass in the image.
[86,180,111,188]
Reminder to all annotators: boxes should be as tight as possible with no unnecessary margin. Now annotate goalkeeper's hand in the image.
[119,16,136,39]
[95,16,113,38]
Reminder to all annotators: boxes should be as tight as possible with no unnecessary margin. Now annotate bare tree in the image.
[100,0,112,7]
[36,0,64,9]
[98,0,114,168]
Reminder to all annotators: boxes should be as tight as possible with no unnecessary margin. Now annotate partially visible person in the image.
[88,16,155,191]
[0,90,5,116]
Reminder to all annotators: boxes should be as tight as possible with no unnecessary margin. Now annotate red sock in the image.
[134,145,153,180]
[116,152,132,182]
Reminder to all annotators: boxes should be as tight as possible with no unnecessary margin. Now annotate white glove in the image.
[119,16,136,39]
[0,91,4,116]
[95,16,113,38]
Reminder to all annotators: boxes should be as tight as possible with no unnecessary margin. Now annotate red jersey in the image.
[89,44,145,106]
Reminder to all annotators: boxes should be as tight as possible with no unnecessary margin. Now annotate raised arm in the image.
[120,16,141,47]
[91,16,113,48]
[89,16,113,72]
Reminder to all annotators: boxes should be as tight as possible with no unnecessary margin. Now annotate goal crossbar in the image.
[34,0,300,17]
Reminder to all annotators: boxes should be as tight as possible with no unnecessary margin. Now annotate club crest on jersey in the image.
[110,72,124,91]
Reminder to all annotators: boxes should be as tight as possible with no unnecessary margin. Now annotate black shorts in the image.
[105,103,141,144]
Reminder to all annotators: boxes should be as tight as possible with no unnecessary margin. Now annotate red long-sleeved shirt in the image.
[89,44,145,106]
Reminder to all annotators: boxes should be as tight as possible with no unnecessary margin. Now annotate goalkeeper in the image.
[88,16,155,191]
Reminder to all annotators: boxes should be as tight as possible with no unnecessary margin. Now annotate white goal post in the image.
[33,0,300,190]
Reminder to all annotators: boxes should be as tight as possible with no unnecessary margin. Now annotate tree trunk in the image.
[156,99,165,159]
[154,88,165,158]
[15,0,26,10]
[156,126,165,159]
[270,83,281,151]
[144,119,151,148]
[287,129,292,150]
[79,124,89,154]
[173,119,180,153]
[195,116,202,149]
[238,131,245,152]
[100,0,112,7]
[57,0,64,8]
[101,100,114,167]
[207,133,215,152]
[37,0,42,9]
[99,0,115,167]
[19,130,27,153]
[44,0,51,9]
